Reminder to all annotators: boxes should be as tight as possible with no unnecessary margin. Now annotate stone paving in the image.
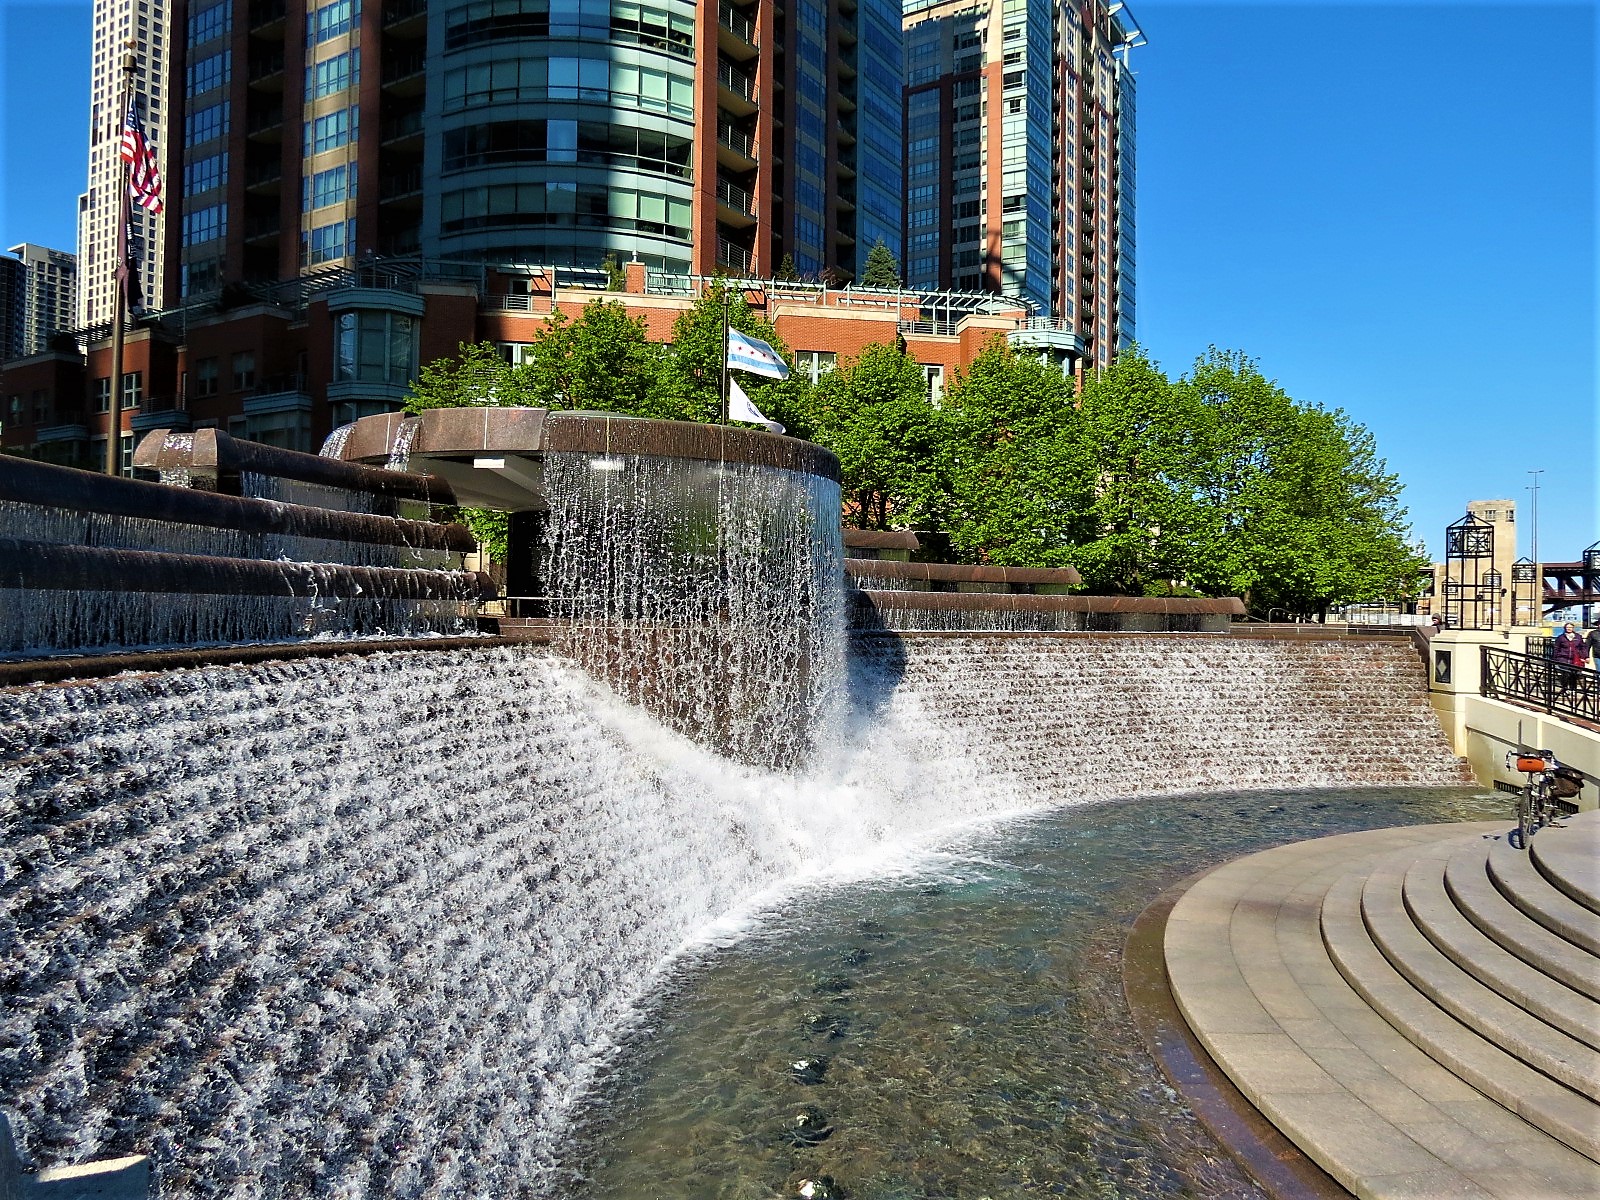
[1163,812,1600,1199]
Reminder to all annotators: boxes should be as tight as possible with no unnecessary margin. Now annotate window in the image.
[306,50,359,99]
[335,310,417,386]
[183,203,227,246]
[94,377,111,413]
[186,101,229,144]
[184,152,227,194]
[305,106,356,155]
[120,433,135,477]
[31,391,49,424]
[305,219,353,265]
[231,352,256,391]
[307,0,358,45]
[187,51,229,95]
[304,164,355,209]
[922,364,944,404]
[188,1,229,45]
[193,357,219,396]
[122,371,142,411]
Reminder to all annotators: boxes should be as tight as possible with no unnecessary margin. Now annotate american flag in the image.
[119,96,163,214]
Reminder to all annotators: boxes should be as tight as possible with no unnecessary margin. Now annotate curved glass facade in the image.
[427,0,697,271]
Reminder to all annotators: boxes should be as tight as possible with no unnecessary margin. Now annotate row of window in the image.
[184,152,228,196]
[305,163,359,210]
[439,181,691,238]
[304,218,356,266]
[446,0,695,59]
[307,50,361,100]
[443,58,694,120]
[307,0,360,47]
[188,51,230,96]
[444,119,692,177]
[183,204,227,247]
[306,106,359,155]
[188,1,229,46]
[187,100,229,145]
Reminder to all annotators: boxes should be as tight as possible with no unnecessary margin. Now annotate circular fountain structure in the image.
[0,416,1478,1197]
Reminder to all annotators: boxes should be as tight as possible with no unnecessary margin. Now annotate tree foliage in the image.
[860,239,901,288]
[404,300,1422,613]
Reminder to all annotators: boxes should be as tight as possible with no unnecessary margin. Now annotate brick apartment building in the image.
[0,259,1076,467]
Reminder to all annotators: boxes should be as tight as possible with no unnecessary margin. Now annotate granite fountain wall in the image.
[0,628,1468,1195]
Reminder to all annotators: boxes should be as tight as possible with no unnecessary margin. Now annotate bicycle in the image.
[1500,749,1584,849]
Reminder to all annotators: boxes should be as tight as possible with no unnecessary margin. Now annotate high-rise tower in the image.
[5,245,80,356]
[901,0,1141,369]
[165,0,898,299]
[79,0,174,327]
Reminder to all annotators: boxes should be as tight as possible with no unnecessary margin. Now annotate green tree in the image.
[938,340,1089,567]
[599,252,628,291]
[406,340,525,412]
[775,253,800,282]
[511,301,671,416]
[1177,349,1424,618]
[805,342,944,530]
[860,239,901,288]
[656,283,802,425]
[1069,347,1206,593]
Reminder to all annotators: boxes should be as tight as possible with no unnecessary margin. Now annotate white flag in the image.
[729,378,785,434]
[726,328,790,379]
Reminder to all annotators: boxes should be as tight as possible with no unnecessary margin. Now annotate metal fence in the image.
[1481,646,1599,725]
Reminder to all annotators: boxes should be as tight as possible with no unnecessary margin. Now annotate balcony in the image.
[716,177,755,225]
[716,236,752,273]
[381,109,425,148]
[380,167,423,203]
[245,159,283,191]
[247,49,285,89]
[383,0,427,30]
[717,60,757,116]
[382,50,426,97]
[248,0,286,32]
[244,216,281,243]
[246,103,284,139]
[717,2,758,60]
[716,117,757,169]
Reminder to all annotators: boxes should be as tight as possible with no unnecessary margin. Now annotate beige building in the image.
[77,0,173,328]
[1426,498,1528,629]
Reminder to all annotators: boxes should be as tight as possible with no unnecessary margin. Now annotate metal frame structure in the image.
[1442,512,1496,630]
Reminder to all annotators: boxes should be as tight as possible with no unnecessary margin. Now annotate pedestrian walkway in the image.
[1163,812,1600,1198]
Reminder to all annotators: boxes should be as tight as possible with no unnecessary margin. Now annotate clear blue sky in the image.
[2,0,1595,562]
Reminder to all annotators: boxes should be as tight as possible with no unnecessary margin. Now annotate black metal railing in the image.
[1481,646,1599,724]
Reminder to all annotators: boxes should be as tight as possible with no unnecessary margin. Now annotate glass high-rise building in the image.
[902,0,1141,369]
[151,0,899,295]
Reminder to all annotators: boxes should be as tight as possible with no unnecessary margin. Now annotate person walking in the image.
[1586,623,1600,667]
[1553,622,1586,689]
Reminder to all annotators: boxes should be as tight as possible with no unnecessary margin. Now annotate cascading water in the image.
[318,424,354,461]
[0,629,1468,1196]
[541,451,846,771]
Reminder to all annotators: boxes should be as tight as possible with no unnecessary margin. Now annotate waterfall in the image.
[385,419,422,474]
[0,634,1467,1197]
[318,425,354,461]
[541,451,846,771]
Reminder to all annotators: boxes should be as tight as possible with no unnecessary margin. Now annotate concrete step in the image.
[1530,815,1600,916]
[1359,847,1600,1101]
[1486,832,1600,956]
[1322,867,1600,1162]
[1401,842,1600,1050]
[1165,822,1600,1197]
[1445,838,1600,1002]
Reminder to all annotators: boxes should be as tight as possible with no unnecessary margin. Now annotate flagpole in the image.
[106,45,137,476]
[719,286,730,425]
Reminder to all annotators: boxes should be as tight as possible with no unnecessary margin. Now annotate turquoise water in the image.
[555,786,1508,1198]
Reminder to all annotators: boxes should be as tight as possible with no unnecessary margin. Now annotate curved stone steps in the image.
[1444,837,1600,1003]
[1356,848,1600,1097]
[1402,845,1600,1050]
[1322,869,1600,1162]
[1164,816,1600,1197]
[1485,835,1600,957]
[1530,815,1600,916]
